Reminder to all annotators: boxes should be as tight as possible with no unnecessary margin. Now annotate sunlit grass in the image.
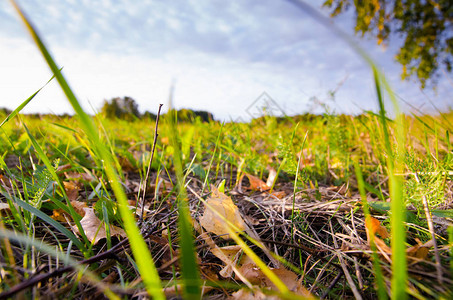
[0,0,452,298]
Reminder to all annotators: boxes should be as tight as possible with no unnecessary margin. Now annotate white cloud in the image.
[0,0,451,121]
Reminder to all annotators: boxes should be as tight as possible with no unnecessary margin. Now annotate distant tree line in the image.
[100,96,214,122]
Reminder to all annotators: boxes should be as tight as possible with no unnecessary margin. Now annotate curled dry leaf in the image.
[73,207,126,245]
[365,217,389,239]
[199,186,247,239]
[244,174,270,192]
[297,148,315,168]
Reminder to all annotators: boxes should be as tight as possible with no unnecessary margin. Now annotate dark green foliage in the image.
[163,108,214,123]
[101,96,141,121]
[142,111,157,120]
[323,0,453,88]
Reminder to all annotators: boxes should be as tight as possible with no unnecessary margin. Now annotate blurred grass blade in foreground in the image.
[10,1,164,298]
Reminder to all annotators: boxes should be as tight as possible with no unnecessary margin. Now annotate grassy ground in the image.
[1,2,452,299]
[0,108,452,299]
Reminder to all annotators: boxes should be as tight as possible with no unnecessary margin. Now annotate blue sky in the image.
[1,0,452,121]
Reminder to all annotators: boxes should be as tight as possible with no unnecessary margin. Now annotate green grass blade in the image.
[22,121,89,250]
[167,102,201,299]
[285,2,408,297]
[354,160,388,300]
[11,2,164,298]
[10,196,85,250]
[373,70,407,300]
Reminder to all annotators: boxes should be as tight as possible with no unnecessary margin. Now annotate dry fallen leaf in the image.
[52,200,87,222]
[237,255,312,297]
[366,217,389,239]
[297,149,315,169]
[73,207,126,245]
[63,181,80,201]
[270,191,286,199]
[230,288,271,300]
[407,239,434,262]
[244,174,270,192]
[210,245,243,278]
[199,186,247,239]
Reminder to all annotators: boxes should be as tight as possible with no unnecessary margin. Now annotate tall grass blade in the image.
[373,70,407,299]
[22,121,89,250]
[167,90,201,299]
[354,160,388,300]
[285,1,407,297]
[11,2,164,298]
[9,195,85,251]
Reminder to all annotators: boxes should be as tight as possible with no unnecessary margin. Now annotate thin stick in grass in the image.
[140,104,163,220]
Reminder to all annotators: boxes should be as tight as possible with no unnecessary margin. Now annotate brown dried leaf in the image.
[366,217,389,239]
[51,209,67,222]
[74,207,126,245]
[407,239,434,261]
[51,201,87,222]
[374,236,392,256]
[56,164,72,172]
[245,173,270,192]
[118,155,135,172]
[71,200,88,216]
[237,255,312,296]
[230,288,270,300]
[270,191,286,199]
[297,149,315,168]
[199,186,246,239]
[210,245,243,278]
[63,181,80,201]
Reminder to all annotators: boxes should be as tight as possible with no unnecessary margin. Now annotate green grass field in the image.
[1,2,452,299]
[1,105,452,299]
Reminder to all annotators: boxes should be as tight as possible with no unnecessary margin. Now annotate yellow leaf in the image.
[199,186,246,239]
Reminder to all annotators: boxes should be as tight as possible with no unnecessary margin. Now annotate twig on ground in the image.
[140,103,163,220]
